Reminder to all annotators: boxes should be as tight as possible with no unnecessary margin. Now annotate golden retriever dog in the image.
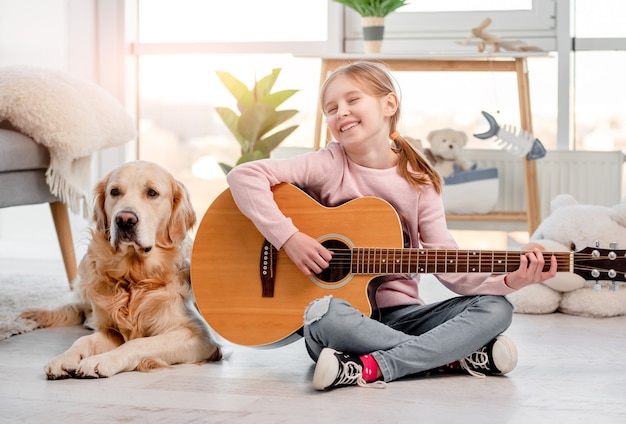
[20,160,222,379]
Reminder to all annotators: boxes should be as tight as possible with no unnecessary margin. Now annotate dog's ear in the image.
[92,174,110,232]
[168,180,197,244]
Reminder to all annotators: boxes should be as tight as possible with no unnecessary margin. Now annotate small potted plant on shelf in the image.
[333,0,409,53]
[215,68,299,174]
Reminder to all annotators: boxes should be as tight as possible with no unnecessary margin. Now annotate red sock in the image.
[359,354,380,382]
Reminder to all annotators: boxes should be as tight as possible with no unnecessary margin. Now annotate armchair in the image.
[0,124,77,284]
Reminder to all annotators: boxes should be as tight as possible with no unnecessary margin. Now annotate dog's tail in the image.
[20,303,87,328]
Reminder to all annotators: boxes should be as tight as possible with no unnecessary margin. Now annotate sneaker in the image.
[458,335,518,378]
[312,348,387,391]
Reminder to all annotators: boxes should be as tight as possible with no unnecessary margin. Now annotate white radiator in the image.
[463,149,625,220]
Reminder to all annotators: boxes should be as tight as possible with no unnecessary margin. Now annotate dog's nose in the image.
[115,211,138,231]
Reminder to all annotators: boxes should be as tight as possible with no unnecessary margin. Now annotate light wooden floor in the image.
[1,261,625,423]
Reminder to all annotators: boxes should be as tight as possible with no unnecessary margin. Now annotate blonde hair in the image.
[320,61,442,194]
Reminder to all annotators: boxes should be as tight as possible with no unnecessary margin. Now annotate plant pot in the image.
[361,16,385,54]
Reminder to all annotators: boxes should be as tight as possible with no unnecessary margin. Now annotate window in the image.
[139,0,328,43]
[575,0,626,38]
[134,0,330,216]
[137,53,323,216]
[572,0,626,151]
[131,0,625,230]
[402,0,533,13]
[135,0,334,56]
[133,0,563,219]
[342,0,556,53]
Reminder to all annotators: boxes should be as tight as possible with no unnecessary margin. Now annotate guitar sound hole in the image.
[316,239,350,283]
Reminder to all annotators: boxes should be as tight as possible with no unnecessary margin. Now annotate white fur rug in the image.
[0,273,74,341]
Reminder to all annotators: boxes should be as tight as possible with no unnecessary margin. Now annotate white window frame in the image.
[343,0,557,53]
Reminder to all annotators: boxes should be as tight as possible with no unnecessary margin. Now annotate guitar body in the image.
[191,183,404,347]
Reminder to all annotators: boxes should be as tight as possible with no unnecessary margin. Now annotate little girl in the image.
[226,61,557,390]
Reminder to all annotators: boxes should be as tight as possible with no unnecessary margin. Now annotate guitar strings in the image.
[317,249,626,278]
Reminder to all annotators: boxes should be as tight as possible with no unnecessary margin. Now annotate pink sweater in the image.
[226,142,514,310]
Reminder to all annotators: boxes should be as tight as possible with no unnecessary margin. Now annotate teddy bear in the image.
[506,194,626,318]
[419,128,476,177]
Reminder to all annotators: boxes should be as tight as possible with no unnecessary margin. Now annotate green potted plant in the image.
[215,68,299,174]
[333,0,409,53]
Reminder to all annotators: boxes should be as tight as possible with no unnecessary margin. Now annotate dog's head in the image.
[93,161,196,253]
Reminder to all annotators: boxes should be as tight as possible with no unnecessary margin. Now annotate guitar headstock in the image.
[574,246,626,283]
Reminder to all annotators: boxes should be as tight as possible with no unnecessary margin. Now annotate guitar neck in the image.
[351,248,572,275]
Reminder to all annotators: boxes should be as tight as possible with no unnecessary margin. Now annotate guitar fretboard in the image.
[351,248,572,275]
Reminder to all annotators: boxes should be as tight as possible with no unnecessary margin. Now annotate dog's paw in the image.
[45,354,82,380]
[74,356,119,378]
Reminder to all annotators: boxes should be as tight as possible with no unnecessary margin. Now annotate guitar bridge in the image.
[260,239,277,297]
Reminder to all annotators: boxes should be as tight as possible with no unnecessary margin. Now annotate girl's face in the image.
[322,75,397,151]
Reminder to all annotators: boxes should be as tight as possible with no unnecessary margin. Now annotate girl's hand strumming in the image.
[282,231,334,276]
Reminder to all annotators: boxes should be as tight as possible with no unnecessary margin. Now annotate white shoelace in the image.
[458,349,489,378]
[338,359,387,389]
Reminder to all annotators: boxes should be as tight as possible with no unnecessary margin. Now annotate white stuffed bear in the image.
[507,194,626,318]
[423,128,475,177]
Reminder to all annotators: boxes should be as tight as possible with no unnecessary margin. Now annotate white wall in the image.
[0,0,132,261]
[0,0,70,69]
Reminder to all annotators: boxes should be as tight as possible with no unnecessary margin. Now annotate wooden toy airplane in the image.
[458,18,543,53]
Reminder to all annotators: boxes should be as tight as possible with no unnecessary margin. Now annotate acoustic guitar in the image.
[191,183,624,347]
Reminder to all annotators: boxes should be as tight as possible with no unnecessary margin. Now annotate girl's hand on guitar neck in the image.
[504,244,558,290]
[283,231,334,276]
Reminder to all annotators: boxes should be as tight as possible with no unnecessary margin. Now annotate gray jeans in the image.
[303,295,514,382]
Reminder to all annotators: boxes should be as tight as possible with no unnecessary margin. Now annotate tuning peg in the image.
[610,282,619,292]
[610,242,619,249]
[593,281,602,291]
[595,240,600,248]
